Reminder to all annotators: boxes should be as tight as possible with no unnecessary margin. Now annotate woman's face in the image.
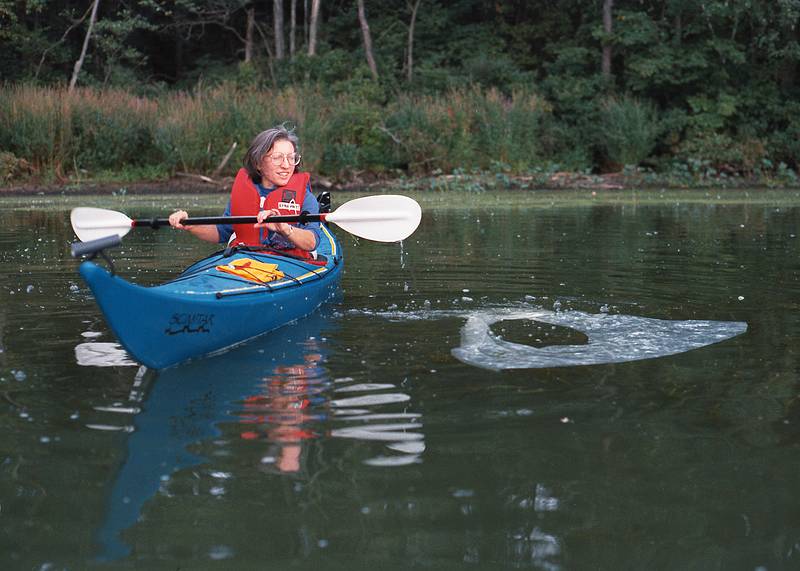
[259,138,297,187]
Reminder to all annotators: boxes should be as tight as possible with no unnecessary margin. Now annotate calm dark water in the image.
[1,190,800,570]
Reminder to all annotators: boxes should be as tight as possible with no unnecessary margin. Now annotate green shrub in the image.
[472,87,550,170]
[768,124,800,171]
[0,85,72,176]
[677,132,767,175]
[599,95,660,168]
[319,93,389,176]
[383,86,550,174]
[0,152,33,181]
[71,89,159,170]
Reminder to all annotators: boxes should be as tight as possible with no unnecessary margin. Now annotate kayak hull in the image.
[79,230,342,369]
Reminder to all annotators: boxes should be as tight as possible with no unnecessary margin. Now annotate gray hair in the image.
[243,125,300,183]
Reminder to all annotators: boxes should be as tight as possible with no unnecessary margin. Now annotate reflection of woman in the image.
[240,349,326,473]
[169,125,322,258]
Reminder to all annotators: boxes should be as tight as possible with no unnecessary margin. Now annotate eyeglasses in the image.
[265,152,301,166]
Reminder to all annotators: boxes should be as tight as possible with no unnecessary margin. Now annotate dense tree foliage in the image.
[1,0,799,180]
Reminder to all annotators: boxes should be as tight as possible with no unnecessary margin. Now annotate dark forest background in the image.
[2,0,799,185]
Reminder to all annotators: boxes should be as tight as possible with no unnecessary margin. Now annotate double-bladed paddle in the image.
[71,194,422,243]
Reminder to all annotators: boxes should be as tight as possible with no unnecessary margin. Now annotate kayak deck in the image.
[164,251,334,298]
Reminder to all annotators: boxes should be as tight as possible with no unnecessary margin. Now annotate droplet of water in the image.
[208,545,234,560]
[26,285,34,294]
[13,370,26,382]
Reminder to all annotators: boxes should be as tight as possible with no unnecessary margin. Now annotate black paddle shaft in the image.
[132,212,326,229]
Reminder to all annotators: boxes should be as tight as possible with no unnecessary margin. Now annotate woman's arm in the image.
[168,210,221,243]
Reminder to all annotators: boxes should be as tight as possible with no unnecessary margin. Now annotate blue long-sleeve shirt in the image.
[217,181,322,250]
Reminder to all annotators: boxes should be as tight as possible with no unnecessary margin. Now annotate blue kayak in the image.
[79,224,342,369]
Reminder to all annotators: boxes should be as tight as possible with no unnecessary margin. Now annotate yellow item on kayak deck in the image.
[215,258,286,283]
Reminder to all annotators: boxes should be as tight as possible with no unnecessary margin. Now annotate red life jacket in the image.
[228,168,313,259]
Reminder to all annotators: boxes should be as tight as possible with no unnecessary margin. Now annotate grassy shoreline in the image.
[4,85,799,196]
[2,169,799,197]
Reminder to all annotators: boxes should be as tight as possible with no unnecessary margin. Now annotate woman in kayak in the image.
[168,125,323,257]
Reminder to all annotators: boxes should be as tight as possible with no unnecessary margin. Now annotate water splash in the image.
[355,304,747,371]
[75,342,138,367]
[452,308,747,370]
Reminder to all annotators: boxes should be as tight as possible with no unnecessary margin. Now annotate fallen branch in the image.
[176,172,217,184]
[212,141,238,178]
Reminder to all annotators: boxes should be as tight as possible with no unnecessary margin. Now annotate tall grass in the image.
[599,95,660,167]
[384,87,550,174]
[0,83,554,182]
[72,89,159,170]
[0,85,72,177]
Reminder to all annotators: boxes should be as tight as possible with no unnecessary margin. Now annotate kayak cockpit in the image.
[160,249,339,297]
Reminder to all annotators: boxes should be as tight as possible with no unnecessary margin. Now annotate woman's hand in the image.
[255,208,293,236]
[255,209,315,251]
[169,210,190,230]
[168,209,221,243]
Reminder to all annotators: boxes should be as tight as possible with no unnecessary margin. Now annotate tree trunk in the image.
[781,22,799,90]
[601,0,613,77]
[254,20,279,87]
[245,6,255,62]
[290,0,297,58]
[69,0,100,91]
[673,11,682,46]
[308,0,321,56]
[406,0,422,83]
[304,0,309,48]
[357,0,378,80]
[274,0,285,60]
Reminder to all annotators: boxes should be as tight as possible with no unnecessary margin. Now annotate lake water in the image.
[1,189,799,570]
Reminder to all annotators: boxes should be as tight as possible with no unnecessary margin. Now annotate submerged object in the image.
[76,226,342,369]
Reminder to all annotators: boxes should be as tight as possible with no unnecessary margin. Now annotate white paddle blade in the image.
[326,195,422,242]
[70,207,134,242]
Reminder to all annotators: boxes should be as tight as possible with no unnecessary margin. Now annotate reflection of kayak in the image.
[79,226,342,369]
[95,311,334,560]
[93,308,425,560]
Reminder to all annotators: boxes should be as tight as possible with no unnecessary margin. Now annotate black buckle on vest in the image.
[316,191,331,214]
